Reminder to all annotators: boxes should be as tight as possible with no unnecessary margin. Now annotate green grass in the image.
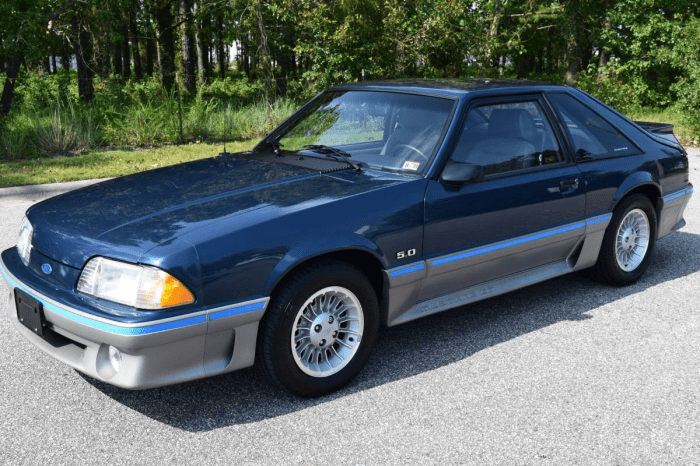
[625,107,699,146]
[0,141,257,188]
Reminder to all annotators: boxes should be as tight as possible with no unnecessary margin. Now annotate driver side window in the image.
[450,101,563,176]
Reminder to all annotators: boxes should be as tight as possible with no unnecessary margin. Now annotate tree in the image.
[146,0,178,90]
[181,0,198,92]
[71,14,95,101]
[129,0,143,79]
[1,0,82,116]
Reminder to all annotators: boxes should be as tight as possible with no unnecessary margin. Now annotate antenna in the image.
[219,104,232,156]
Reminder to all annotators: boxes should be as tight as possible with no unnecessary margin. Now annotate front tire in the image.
[595,194,657,286]
[257,260,379,397]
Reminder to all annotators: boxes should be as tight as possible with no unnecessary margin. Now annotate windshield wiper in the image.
[303,144,351,157]
[302,144,363,172]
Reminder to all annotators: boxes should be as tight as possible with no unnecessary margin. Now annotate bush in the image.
[34,99,102,155]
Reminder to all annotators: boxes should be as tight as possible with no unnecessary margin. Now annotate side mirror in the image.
[440,162,485,186]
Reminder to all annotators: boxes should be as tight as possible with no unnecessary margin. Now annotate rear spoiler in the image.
[634,121,682,147]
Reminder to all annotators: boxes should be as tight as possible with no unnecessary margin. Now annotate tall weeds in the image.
[2,73,297,160]
[34,98,101,155]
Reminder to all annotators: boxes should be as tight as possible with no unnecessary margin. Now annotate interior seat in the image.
[458,109,537,173]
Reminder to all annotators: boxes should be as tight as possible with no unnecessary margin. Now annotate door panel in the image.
[421,97,586,302]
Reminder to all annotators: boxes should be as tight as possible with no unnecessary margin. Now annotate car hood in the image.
[27,154,407,268]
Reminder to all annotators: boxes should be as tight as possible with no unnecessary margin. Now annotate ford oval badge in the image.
[41,263,52,275]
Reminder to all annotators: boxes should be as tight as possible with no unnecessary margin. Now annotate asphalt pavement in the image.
[1,150,699,465]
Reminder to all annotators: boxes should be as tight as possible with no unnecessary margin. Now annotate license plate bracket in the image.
[15,288,45,338]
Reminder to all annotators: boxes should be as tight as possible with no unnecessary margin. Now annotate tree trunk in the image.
[51,55,58,74]
[153,3,177,91]
[276,46,288,96]
[0,55,23,117]
[598,14,611,70]
[61,44,71,71]
[194,1,208,86]
[181,0,197,93]
[122,22,131,78]
[546,28,553,73]
[72,16,94,102]
[580,30,593,71]
[113,40,123,75]
[208,43,213,78]
[216,10,226,79]
[516,54,529,79]
[563,2,580,85]
[276,23,295,96]
[201,10,212,78]
[255,0,273,94]
[130,0,143,79]
[486,0,503,76]
[145,20,156,76]
[241,39,250,78]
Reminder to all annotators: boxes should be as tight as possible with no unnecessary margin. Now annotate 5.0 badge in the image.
[396,249,416,260]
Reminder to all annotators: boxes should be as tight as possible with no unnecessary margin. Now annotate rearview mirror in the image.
[440,162,485,186]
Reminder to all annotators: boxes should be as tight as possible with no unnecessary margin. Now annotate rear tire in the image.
[595,194,657,286]
[257,260,379,397]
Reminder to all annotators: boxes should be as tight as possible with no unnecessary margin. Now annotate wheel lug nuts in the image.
[314,325,322,332]
[332,331,338,338]
[320,339,326,346]
[328,316,334,324]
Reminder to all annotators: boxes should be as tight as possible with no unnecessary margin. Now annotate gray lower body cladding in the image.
[1,261,268,389]
[384,213,613,326]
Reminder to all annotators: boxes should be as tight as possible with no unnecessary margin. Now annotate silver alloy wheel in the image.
[291,286,364,378]
[615,208,650,272]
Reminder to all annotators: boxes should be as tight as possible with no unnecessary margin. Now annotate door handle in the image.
[559,179,579,190]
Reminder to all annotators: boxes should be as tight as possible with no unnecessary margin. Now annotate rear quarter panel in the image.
[566,91,688,215]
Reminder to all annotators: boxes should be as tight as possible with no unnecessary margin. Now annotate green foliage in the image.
[667,16,700,133]
[34,98,102,154]
[199,76,265,104]
[1,74,296,159]
[3,0,700,162]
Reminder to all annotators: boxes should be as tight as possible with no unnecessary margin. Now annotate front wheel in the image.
[595,194,657,286]
[257,260,379,397]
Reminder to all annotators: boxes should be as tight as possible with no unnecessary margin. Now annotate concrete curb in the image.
[0,178,112,202]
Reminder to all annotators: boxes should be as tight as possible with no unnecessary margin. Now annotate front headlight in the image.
[77,257,195,309]
[17,216,33,266]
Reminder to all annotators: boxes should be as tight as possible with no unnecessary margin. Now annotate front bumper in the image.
[1,250,268,389]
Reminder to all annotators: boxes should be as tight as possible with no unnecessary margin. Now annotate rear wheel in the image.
[595,194,657,286]
[257,260,379,397]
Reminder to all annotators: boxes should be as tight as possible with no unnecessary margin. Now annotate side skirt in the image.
[382,214,611,327]
[391,260,572,325]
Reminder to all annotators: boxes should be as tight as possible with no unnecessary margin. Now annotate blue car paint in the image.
[3,82,691,329]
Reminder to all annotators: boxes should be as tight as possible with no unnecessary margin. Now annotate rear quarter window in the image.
[547,93,640,160]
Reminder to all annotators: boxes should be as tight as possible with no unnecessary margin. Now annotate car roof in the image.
[329,79,571,98]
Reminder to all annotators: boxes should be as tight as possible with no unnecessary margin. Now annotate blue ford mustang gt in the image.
[1,80,692,396]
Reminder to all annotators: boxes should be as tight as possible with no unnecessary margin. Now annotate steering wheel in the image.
[392,144,428,169]
[393,144,426,159]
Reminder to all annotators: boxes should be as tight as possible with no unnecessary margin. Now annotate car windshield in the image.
[272,91,455,174]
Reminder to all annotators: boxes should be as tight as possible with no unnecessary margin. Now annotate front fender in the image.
[261,234,387,297]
